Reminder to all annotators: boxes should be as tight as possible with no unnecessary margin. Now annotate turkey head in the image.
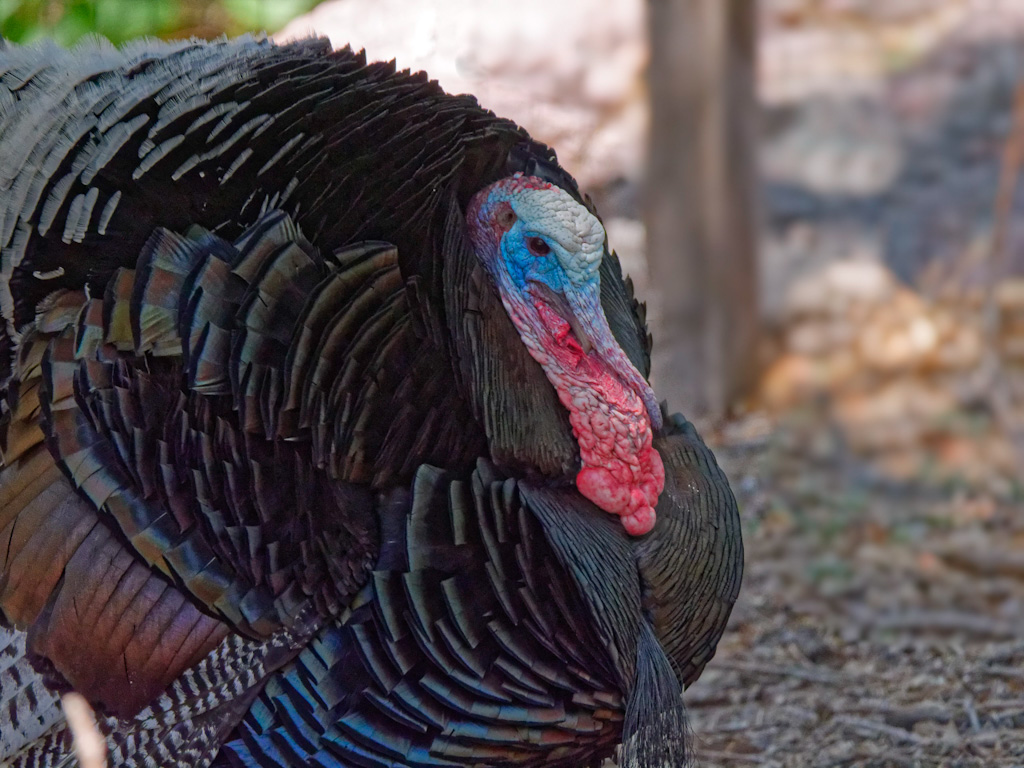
[466,174,664,535]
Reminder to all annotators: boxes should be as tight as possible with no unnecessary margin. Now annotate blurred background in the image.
[5,0,1024,765]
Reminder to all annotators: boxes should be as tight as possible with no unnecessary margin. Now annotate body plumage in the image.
[0,35,742,768]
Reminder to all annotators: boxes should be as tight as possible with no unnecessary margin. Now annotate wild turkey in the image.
[0,35,742,768]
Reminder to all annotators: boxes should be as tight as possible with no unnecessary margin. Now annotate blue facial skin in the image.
[499,224,566,297]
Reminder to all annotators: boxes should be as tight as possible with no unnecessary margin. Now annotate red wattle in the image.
[529,300,665,536]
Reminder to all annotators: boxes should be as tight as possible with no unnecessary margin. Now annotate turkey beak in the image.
[565,283,664,432]
[527,281,594,355]
[565,309,594,355]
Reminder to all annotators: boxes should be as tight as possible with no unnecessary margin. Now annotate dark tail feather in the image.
[621,622,692,768]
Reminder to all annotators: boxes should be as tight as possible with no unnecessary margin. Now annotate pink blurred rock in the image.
[834,380,956,451]
[784,258,897,319]
[856,289,937,373]
[277,0,647,191]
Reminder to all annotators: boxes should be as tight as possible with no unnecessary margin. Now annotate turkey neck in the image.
[497,285,665,536]
[464,177,666,535]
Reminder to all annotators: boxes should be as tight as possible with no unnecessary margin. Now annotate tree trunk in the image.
[645,0,760,423]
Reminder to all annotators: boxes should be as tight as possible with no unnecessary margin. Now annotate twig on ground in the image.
[964,697,982,733]
[696,748,767,764]
[983,664,1024,680]
[851,607,1020,639]
[713,660,844,685]
[832,715,929,745]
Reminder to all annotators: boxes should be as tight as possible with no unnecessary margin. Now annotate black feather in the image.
[0,36,742,768]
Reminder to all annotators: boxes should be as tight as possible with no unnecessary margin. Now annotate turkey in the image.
[0,34,742,768]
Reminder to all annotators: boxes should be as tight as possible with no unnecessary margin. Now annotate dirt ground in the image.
[680,4,1024,764]
[684,406,1023,768]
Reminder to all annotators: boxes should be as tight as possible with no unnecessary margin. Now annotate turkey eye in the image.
[527,237,550,256]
